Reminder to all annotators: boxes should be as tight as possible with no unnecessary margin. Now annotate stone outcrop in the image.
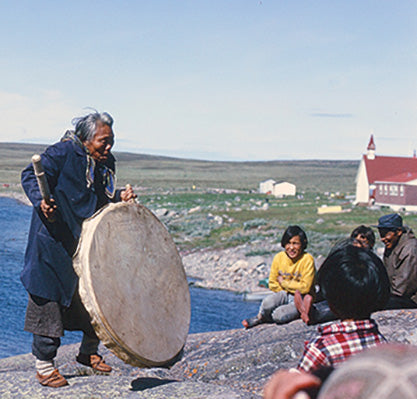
[182,246,273,293]
[1,309,417,398]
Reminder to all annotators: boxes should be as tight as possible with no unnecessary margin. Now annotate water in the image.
[0,197,260,359]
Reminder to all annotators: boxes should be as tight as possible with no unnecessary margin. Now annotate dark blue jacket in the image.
[21,139,121,307]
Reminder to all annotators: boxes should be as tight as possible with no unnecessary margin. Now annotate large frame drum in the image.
[73,202,190,367]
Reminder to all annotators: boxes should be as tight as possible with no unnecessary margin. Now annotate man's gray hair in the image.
[72,111,114,142]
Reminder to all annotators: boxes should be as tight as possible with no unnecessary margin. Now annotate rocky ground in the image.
[1,309,417,398]
[181,246,275,294]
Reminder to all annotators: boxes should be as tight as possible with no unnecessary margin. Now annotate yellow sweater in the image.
[268,251,316,295]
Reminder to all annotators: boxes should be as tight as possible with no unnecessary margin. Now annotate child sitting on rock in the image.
[242,225,316,328]
[297,244,390,373]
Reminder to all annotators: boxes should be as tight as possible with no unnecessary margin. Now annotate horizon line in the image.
[0,141,359,164]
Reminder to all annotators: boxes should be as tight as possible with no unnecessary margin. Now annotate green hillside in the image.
[0,142,358,194]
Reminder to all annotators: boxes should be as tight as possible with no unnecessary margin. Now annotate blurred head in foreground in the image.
[318,245,390,319]
[318,344,417,399]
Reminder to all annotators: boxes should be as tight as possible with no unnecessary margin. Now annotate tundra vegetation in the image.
[1,143,416,261]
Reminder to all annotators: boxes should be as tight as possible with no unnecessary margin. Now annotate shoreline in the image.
[0,190,269,295]
[0,191,31,206]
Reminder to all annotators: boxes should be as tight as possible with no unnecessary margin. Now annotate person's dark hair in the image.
[318,244,390,319]
[328,237,356,257]
[350,225,376,248]
[281,225,308,251]
[72,111,114,142]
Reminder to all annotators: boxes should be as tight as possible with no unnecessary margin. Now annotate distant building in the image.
[259,179,276,194]
[354,135,417,211]
[259,179,296,198]
[272,181,296,198]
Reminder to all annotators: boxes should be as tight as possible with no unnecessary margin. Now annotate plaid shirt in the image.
[297,319,386,372]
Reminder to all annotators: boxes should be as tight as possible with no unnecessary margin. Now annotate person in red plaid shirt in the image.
[297,244,390,373]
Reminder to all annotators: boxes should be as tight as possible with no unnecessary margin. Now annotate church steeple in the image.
[367,134,376,160]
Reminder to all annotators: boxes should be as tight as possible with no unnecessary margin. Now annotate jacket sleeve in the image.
[297,340,330,372]
[391,243,417,298]
[268,253,284,292]
[279,255,316,295]
[113,189,123,203]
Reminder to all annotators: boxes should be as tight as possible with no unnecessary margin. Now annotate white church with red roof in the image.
[355,135,417,211]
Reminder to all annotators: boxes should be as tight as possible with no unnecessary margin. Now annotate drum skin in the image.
[73,202,190,367]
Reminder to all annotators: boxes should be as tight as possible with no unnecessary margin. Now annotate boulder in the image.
[230,260,249,273]
[153,208,168,217]
[188,206,202,214]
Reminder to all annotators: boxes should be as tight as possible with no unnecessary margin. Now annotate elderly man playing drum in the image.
[21,111,136,388]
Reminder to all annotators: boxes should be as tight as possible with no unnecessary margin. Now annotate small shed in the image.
[272,182,296,198]
[259,179,276,194]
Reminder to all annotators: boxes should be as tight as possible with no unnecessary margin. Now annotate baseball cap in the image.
[374,213,403,230]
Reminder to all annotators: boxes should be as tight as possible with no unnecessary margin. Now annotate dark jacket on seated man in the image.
[382,225,417,307]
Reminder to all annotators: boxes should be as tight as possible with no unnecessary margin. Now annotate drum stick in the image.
[32,154,52,204]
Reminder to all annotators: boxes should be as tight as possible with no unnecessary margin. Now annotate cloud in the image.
[310,112,353,118]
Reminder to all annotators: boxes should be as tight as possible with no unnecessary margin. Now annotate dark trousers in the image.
[385,294,417,310]
[26,289,99,361]
[32,335,61,361]
[32,331,100,361]
[309,294,417,325]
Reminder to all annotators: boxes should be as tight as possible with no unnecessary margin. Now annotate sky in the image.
[0,1,416,161]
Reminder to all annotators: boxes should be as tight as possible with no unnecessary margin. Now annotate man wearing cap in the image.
[295,215,417,325]
[376,213,417,309]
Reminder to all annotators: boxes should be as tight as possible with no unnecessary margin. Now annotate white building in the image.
[272,181,296,198]
[259,179,276,194]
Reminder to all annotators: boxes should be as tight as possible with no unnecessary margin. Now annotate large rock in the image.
[182,247,275,293]
[1,309,417,398]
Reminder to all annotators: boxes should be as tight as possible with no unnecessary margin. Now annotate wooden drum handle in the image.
[32,154,52,204]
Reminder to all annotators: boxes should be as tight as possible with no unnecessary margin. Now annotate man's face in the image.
[84,123,114,163]
[379,228,402,250]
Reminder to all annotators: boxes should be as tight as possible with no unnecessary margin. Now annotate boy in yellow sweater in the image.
[242,225,316,328]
